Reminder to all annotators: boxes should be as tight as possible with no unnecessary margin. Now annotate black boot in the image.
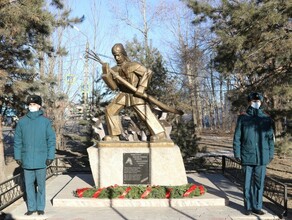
[37,210,45,215]
[24,211,35,215]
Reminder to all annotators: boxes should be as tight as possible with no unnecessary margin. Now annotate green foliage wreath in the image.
[74,184,206,199]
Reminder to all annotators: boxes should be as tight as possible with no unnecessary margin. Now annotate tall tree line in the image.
[0,0,82,181]
[185,0,291,134]
[0,0,60,182]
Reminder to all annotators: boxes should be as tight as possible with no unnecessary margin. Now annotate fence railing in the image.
[195,155,288,218]
[49,156,91,175]
[0,173,24,211]
[0,156,90,211]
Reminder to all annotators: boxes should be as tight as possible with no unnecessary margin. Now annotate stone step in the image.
[3,173,279,220]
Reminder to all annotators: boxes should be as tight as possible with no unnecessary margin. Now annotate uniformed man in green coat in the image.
[14,95,56,216]
[233,92,274,216]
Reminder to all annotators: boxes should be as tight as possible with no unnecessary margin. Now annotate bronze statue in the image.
[88,43,183,142]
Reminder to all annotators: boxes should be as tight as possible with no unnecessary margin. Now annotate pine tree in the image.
[125,37,180,106]
[0,0,82,181]
[0,0,57,182]
[185,0,291,133]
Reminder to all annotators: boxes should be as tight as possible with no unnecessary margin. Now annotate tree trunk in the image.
[209,102,215,130]
[272,95,283,136]
[210,69,218,129]
[186,63,198,128]
[224,77,232,131]
[219,75,224,130]
[38,51,45,80]
[0,116,7,182]
[194,76,202,132]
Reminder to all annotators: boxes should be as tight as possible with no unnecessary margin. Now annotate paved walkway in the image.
[2,172,279,220]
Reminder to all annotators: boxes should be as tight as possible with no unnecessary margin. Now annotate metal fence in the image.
[0,173,24,211]
[0,156,90,211]
[50,156,91,175]
[3,129,15,162]
[195,155,288,218]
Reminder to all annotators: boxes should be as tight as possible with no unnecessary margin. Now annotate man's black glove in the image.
[235,157,241,164]
[46,159,53,166]
[16,160,22,166]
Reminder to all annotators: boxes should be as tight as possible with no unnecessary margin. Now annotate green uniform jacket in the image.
[233,106,274,165]
[14,110,56,169]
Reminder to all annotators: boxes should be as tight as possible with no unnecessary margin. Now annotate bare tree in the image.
[110,0,169,66]
[162,2,204,132]
[0,119,5,181]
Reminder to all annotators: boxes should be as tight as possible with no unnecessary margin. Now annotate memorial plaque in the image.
[123,153,150,184]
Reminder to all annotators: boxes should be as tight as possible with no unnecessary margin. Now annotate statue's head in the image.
[111,43,130,64]
[112,43,127,56]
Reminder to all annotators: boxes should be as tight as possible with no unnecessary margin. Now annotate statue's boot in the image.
[150,132,169,142]
[103,135,120,141]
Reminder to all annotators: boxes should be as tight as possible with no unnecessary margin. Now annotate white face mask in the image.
[251,101,261,109]
[29,106,40,112]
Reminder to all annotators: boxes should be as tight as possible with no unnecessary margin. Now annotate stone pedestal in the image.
[87,142,187,187]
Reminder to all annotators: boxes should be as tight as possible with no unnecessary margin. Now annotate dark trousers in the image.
[242,165,266,211]
[24,168,46,211]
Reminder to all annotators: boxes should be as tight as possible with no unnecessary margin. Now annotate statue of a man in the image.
[102,43,167,142]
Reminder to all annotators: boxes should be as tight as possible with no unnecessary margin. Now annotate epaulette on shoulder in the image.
[42,115,54,122]
[262,111,271,117]
[19,115,26,120]
[42,114,50,119]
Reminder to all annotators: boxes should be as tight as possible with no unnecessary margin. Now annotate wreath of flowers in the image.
[74,183,206,199]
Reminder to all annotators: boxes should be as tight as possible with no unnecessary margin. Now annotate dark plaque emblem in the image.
[123,153,150,184]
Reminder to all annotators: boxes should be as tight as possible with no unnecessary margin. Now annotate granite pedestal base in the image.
[87,142,187,187]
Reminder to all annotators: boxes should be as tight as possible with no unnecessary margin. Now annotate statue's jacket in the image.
[112,61,152,106]
[233,106,274,165]
[14,110,56,169]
